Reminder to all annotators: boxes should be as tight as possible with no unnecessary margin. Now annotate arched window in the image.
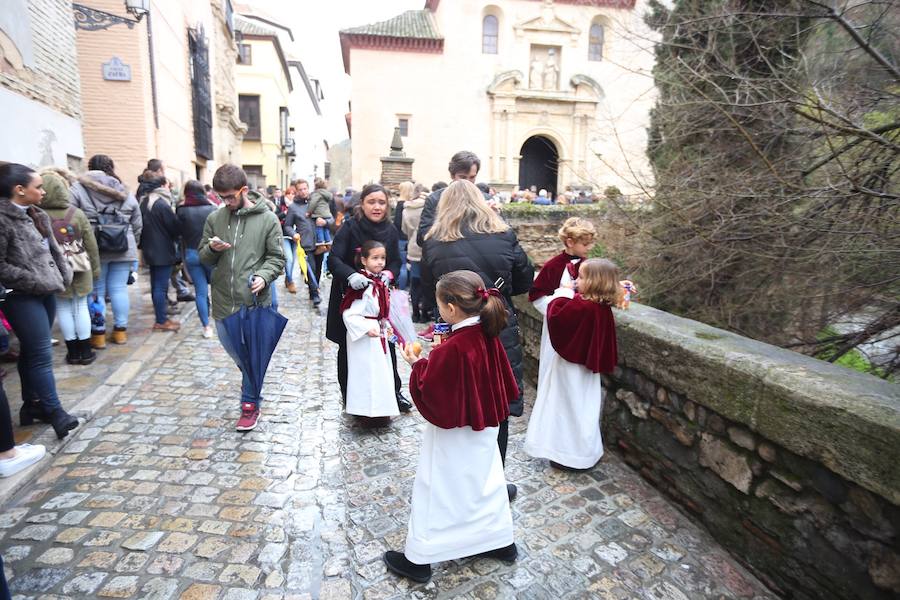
[483,15,498,54]
[589,23,604,61]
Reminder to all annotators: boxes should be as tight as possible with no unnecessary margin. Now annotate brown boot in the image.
[90,332,107,349]
[111,327,127,344]
[286,281,297,294]
[152,320,181,332]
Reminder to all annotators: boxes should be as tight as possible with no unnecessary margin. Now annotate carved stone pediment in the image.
[487,70,524,95]
[514,1,580,41]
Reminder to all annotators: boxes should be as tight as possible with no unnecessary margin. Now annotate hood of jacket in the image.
[404,197,426,211]
[78,171,128,203]
[39,168,75,210]
[145,186,175,210]
[236,190,271,216]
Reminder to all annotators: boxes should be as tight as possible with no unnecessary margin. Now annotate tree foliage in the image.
[639,0,900,377]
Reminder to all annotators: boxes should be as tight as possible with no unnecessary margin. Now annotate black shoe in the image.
[412,309,421,323]
[507,483,518,502]
[64,340,79,365]
[50,409,79,439]
[311,294,322,307]
[549,460,590,472]
[396,392,412,413]
[78,339,97,365]
[383,551,431,583]
[20,402,51,426]
[177,293,195,302]
[475,543,518,563]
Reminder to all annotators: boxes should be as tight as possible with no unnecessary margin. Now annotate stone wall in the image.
[514,297,900,600]
[499,203,640,267]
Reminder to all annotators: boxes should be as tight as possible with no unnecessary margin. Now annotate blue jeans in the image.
[55,294,91,341]
[94,260,131,328]
[0,552,10,600]
[283,238,296,284]
[398,239,409,290]
[215,319,262,407]
[2,293,62,413]
[409,260,422,314]
[315,226,332,245]
[184,248,212,327]
[149,265,172,324]
[305,252,319,297]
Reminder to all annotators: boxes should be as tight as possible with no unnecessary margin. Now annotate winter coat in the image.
[421,228,534,416]
[0,198,73,296]
[308,189,334,221]
[283,198,316,252]
[393,200,407,241]
[401,197,425,262]
[39,168,100,298]
[176,202,217,251]
[325,216,401,345]
[139,187,180,266]
[70,170,142,263]
[198,191,286,320]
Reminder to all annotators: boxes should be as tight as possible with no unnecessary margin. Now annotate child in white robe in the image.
[340,240,399,420]
[384,270,520,583]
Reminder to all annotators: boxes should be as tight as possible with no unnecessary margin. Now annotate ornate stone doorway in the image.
[519,135,558,196]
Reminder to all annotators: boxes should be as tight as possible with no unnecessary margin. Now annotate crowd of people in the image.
[0,149,632,587]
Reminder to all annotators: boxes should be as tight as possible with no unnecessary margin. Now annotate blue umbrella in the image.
[220,296,288,400]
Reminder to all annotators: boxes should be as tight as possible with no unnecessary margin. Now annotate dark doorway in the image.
[519,136,559,197]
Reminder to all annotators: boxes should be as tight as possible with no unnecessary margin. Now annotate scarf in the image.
[183,189,213,207]
[26,206,50,239]
[338,270,390,320]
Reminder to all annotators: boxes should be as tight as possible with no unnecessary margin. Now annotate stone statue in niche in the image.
[543,49,559,90]
[530,56,543,90]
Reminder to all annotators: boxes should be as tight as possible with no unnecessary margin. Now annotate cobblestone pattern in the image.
[0,282,775,599]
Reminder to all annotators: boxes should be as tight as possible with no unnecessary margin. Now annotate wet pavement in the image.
[0,275,776,599]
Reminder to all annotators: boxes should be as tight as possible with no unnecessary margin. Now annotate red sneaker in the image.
[236,402,259,431]
[417,324,434,342]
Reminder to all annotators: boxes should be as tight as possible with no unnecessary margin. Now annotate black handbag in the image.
[94,207,129,254]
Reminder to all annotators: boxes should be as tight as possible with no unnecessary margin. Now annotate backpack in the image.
[93,206,129,254]
[51,207,92,273]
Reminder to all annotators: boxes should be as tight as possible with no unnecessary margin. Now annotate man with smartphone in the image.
[199,164,285,431]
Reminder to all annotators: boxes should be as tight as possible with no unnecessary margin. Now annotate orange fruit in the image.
[411,342,422,356]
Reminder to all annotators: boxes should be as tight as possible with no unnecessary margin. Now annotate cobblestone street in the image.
[0,281,775,599]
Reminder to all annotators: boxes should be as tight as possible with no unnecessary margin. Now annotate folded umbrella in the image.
[220,295,288,400]
[296,244,309,284]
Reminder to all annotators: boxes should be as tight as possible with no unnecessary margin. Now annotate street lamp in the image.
[73,1,150,30]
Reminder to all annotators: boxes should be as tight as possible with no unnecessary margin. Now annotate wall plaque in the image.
[102,57,131,81]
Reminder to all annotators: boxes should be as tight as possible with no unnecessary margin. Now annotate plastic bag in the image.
[89,294,105,332]
[388,290,417,346]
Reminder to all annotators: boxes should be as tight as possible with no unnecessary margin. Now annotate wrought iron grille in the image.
[189,27,213,160]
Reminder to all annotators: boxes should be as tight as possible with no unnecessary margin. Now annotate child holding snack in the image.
[524,259,623,470]
[385,270,520,583]
[340,240,399,420]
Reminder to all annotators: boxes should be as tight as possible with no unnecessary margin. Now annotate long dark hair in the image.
[0,163,36,198]
[88,154,121,182]
[353,183,390,222]
[436,270,508,338]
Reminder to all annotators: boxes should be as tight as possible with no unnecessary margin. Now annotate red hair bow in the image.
[477,287,502,302]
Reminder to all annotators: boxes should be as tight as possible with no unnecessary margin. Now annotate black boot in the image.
[412,307,421,323]
[383,551,431,583]
[64,340,79,365]
[396,391,412,414]
[19,402,51,426]
[78,339,97,365]
[50,409,79,439]
[474,543,518,563]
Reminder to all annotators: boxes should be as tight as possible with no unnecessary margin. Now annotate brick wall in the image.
[0,0,82,120]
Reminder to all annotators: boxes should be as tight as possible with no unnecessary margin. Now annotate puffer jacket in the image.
[39,168,101,298]
[421,228,534,416]
[70,171,142,263]
[0,198,73,296]
[139,187,180,266]
[401,197,426,262]
[198,191,286,320]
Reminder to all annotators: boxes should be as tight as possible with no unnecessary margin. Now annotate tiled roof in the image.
[234,15,276,37]
[341,10,442,40]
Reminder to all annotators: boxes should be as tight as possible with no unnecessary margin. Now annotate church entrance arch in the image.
[518,135,559,197]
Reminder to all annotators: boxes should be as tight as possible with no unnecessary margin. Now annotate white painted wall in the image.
[0,87,84,168]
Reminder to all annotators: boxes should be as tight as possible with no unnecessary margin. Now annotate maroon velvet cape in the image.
[546,294,618,373]
[338,271,389,318]
[409,324,517,430]
[528,252,582,302]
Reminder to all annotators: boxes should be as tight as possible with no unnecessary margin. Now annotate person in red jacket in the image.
[384,270,520,583]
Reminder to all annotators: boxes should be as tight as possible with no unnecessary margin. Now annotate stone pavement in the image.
[0,278,777,599]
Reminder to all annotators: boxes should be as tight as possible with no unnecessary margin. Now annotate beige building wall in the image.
[77,0,241,191]
[0,0,84,167]
[347,0,657,196]
[236,37,291,190]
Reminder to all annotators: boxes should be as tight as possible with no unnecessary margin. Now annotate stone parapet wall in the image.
[514,297,900,600]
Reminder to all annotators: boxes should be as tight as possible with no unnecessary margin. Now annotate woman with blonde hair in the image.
[420,179,533,501]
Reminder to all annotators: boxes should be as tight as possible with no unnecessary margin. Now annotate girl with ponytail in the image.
[385,270,520,583]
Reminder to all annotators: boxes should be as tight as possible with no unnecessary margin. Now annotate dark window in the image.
[237,43,251,64]
[239,95,261,140]
[189,28,213,160]
[589,23,604,61]
[398,117,409,137]
[482,15,498,54]
[243,165,264,190]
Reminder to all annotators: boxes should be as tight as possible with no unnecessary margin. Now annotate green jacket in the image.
[199,192,286,320]
[39,169,101,298]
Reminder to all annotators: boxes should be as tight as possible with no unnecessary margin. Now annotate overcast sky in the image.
[246,0,422,143]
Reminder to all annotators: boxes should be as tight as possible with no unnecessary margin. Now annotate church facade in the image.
[340,0,657,197]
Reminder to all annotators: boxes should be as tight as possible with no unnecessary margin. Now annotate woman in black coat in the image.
[326,183,411,412]
[420,180,534,494]
[138,180,180,332]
